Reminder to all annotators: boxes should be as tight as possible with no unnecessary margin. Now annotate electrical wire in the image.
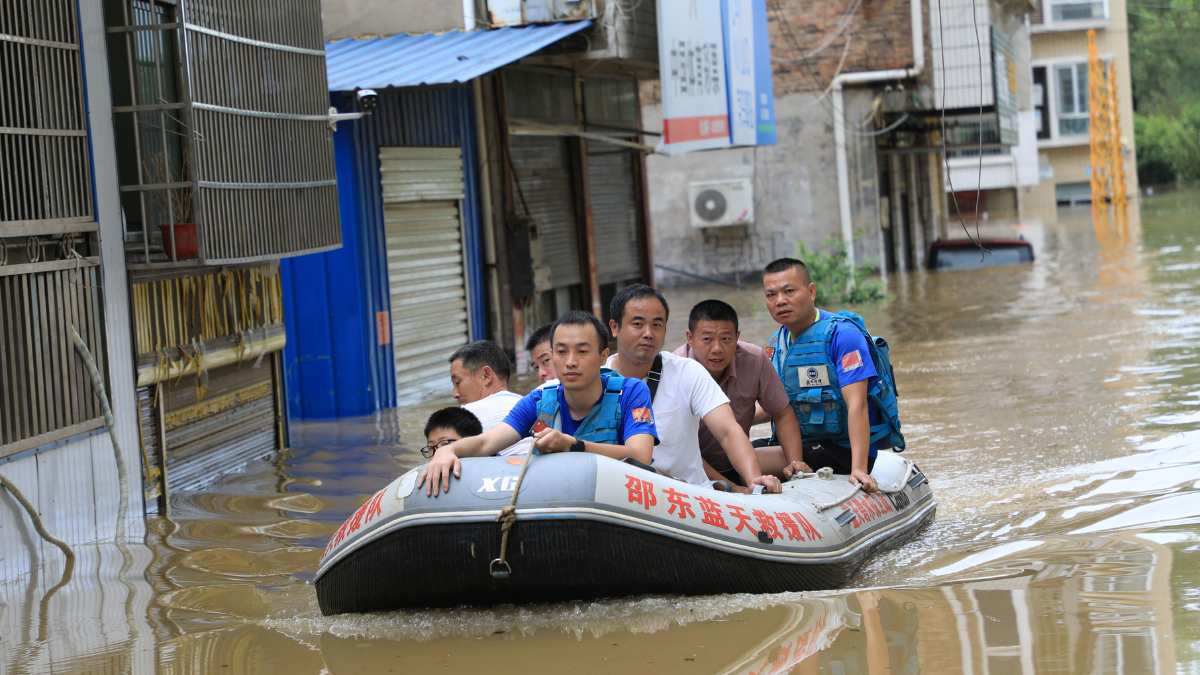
[935,0,985,248]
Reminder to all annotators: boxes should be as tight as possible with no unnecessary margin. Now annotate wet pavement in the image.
[3,192,1200,673]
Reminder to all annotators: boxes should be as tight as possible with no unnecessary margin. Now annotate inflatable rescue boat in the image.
[314,451,934,615]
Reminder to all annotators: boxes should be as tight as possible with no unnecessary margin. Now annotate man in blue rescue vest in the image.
[418,310,658,496]
[761,258,905,493]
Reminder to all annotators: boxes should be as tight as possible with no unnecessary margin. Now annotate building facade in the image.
[644,0,1042,281]
[283,1,659,415]
[2,0,341,574]
[1026,0,1138,210]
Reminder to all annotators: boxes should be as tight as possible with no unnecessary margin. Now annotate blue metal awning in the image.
[325,21,593,92]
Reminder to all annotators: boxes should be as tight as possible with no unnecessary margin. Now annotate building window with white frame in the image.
[1055,62,1090,137]
[1046,0,1108,22]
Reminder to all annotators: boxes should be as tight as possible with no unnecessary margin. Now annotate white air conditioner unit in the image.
[688,179,754,228]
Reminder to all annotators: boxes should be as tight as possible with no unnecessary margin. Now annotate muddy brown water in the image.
[4,193,1200,673]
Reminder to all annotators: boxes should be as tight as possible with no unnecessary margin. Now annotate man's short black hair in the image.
[424,406,483,439]
[449,340,512,382]
[551,310,611,350]
[688,299,739,332]
[763,257,812,283]
[609,283,670,325]
[525,323,554,352]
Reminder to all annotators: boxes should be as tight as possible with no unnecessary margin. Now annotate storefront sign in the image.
[657,0,731,153]
[658,0,777,153]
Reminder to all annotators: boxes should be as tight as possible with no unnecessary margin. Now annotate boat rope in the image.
[69,324,131,542]
[490,451,537,579]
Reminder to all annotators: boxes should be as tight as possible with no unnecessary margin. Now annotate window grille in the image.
[1,1,109,458]
[105,0,340,266]
[0,0,94,237]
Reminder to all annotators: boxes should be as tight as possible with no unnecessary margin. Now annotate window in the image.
[1055,63,1089,137]
[1046,0,1108,22]
[1032,67,1050,140]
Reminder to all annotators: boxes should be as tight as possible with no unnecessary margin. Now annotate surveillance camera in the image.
[356,89,379,112]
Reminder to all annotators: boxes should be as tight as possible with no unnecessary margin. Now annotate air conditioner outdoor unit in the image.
[688,179,754,228]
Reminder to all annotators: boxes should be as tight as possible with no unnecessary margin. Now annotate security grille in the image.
[105,0,340,266]
[0,0,94,236]
[1,0,108,458]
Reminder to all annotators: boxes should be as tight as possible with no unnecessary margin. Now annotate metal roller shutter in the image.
[380,147,470,390]
[587,147,642,284]
[157,362,279,494]
[509,136,582,291]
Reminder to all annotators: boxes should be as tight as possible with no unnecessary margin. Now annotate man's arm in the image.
[531,427,653,464]
[841,380,878,492]
[752,402,771,425]
[771,406,809,478]
[703,403,781,493]
[418,424,522,496]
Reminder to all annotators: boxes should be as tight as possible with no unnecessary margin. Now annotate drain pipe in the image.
[832,0,926,273]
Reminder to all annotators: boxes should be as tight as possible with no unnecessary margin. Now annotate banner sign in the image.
[657,0,732,153]
[658,0,777,154]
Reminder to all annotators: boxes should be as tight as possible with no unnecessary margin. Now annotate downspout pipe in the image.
[832,0,925,273]
[464,0,477,29]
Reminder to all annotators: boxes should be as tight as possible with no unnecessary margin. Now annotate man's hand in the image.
[418,446,462,496]
[850,467,878,493]
[532,427,575,454]
[749,474,782,494]
[781,459,813,479]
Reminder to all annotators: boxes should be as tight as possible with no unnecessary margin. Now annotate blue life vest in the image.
[534,371,626,446]
[769,311,905,451]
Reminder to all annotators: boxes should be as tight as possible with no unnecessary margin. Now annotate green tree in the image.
[795,239,885,306]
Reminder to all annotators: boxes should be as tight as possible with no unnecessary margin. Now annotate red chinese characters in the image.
[752,509,782,540]
[774,511,823,541]
[664,487,696,520]
[324,489,387,555]
[846,493,896,528]
[624,474,657,510]
[726,504,755,534]
[695,496,728,529]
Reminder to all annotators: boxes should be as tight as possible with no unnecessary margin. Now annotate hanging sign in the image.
[658,0,777,153]
[657,0,732,154]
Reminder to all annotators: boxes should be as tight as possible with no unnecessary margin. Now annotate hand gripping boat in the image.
[314,451,935,615]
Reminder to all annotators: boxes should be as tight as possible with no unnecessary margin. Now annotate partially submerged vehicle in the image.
[928,237,1034,270]
[314,452,935,615]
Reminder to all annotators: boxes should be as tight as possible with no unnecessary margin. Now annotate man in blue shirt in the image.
[418,310,658,496]
[762,258,887,492]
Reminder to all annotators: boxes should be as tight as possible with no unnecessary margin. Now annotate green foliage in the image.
[795,238,886,306]
[1135,113,1180,186]
[1130,1,1200,186]
[1134,101,1200,186]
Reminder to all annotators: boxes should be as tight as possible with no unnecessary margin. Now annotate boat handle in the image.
[814,485,863,512]
[489,558,512,580]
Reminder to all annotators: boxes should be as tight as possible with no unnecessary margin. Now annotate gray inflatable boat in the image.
[314,451,934,615]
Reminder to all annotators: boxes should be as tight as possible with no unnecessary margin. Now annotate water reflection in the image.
[3,193,1200,672]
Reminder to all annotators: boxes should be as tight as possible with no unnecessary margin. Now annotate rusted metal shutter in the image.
[509,136,581,291]
[155,362,279,494]
[587,147,642,284]
[380,147,470,391]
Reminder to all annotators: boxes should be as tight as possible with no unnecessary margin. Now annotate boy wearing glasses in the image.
[421,407,483,459]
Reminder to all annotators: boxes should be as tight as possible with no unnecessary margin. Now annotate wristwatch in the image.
[569,438,586,453]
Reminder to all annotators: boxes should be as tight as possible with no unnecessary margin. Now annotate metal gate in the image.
[587,147,642,285]
[380,147,470,390]
[139,360,279,495]
[508,136,582,291]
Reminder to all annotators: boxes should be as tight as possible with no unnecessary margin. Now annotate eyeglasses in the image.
[419,437,456,459]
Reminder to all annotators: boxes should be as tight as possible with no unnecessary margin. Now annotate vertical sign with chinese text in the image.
[751,0,777,145]
[657,0,732,154]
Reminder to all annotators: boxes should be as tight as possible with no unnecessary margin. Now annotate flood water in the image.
[4,192,1200,673]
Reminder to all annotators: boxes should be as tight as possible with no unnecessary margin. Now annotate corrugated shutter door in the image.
[509,136,582,290]
[380,148,470,390]
[160,363,278,493]
[588,148,642,284]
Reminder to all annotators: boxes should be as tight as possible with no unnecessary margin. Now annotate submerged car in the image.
[927,237,1034,270]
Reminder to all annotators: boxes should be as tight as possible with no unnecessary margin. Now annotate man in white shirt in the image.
[448,341,532,456]
[604,285,781,494]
